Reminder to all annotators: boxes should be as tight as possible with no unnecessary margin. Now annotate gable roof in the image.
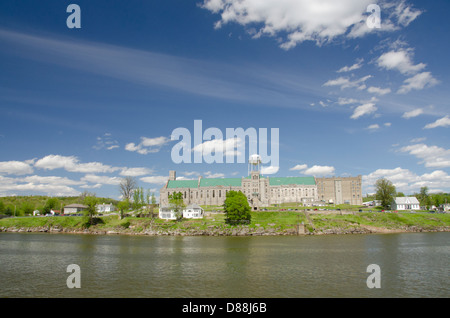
[393,197,420,204]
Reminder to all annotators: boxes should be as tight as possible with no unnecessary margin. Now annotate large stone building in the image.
[160,169,363,210]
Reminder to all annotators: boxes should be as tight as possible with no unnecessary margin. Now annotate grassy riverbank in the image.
[1,211,449,236]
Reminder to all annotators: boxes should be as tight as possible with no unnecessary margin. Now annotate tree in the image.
[84,196,98,225]
[223,191,251,224]
[119,176,137,201]
[20,201,35,216]
[43,198,59,215]
[375,178,396,210]
[168,192,185,221]
[117,199,130,220]
[418,186,431,208]
[0,200,5,215]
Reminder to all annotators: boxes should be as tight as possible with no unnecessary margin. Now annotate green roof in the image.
[166,176,315,188]
[167,180,198,189]
[269,177,316,186]
[199,178,242,187]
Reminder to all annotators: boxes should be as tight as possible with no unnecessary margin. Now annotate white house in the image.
[159,204,204,220]
[391,197,420,211]
[183,204,204,219]
[64,204,88,215]
[96,203,116,213]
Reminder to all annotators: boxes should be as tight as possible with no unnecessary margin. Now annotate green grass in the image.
[1,211,449,234]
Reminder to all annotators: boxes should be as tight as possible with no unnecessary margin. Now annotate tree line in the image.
[374,178,449,210]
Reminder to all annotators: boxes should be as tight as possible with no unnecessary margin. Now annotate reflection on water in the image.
[0,232,448,297]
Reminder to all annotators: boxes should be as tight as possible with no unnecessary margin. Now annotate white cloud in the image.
[93,133,119,151]
[303,165,335,176]
[204,171,226,178]
[125,136,170,155]
[337,59,364,73]
[290,164,308,171]
[34,155,118,174]
[261,166,279,175]
[377,49,426,75]
[81,174,122,186]
[350,103,377,119]
[367,86,391,95]
[0,161,34,175]
[397,72,439,94]
[337,97,359,105]
[363,167,450,194]
[400,143,450,168]
[402,108,423,119]
[424,116,450,129]
[0,175,80,197]
[140,176,169,185]
[323,75,372,90]
[202,0,422,49]
[119,167,154,177]
[192,137,243,157]
[367,124,380,130]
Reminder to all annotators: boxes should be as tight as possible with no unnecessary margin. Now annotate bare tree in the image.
[119,177,137,201]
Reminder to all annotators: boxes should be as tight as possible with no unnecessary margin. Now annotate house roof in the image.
[393,197,420,204]
[64,204,88,208]
[186,203,203,210]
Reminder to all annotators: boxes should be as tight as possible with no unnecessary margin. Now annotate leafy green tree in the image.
[223,191,251,224]
[83,196,98,225]
[168,192,185,221]
[396,192,405,197]
[43,198,59,215]
[20,202,35,216]
[0,200,5,215]
[117,199,130,220]
[418,186,431,208]
[375,178,396,209]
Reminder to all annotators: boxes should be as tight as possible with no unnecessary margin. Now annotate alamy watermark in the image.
[170,120,279,174]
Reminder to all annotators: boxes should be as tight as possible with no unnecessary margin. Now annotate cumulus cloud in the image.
[350,103,377,119]
[125,136,170,155]
[81,174,122,186]
[201,0,422,49]
[289,163,334,176]
[290,164,308,171]
[400,143,450,168]
[363,167,450,194]
[0,161,34,175]
[367,124,380,130]
[377,49,426,75]
[402,108,424,119]
[119,167,154,177]
[34,155,119,174]
[424,116,450,129]
[140,176,169,185]
[397,72,439,94]
[367,86,391,95]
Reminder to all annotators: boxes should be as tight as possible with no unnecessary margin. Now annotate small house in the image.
[391,197,420,211]
[96,203,116,213]
[64,204,88,215]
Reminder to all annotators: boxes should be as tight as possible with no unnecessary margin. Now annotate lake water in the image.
[0,232,448,298]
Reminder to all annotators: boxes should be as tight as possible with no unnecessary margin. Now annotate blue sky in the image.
[0,0,449,200]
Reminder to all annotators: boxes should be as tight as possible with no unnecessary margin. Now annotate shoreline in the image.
[1,224,449,237]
